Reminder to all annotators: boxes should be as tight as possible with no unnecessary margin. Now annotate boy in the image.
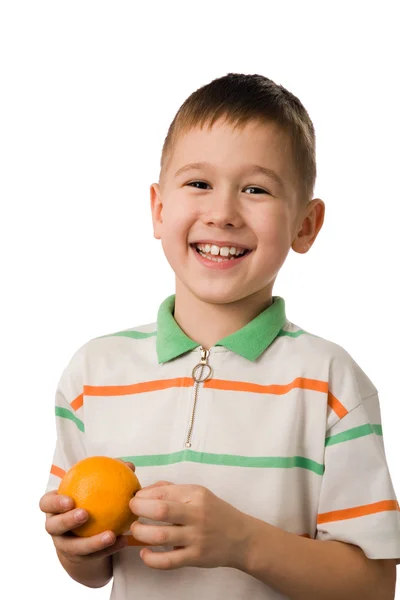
[39,73,400,599]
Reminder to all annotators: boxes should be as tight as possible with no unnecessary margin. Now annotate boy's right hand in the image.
[39,460,136,564]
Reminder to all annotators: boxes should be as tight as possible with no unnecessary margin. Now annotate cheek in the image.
[160,208,196,261]
[255,208,293,248]
[162,201,197,241]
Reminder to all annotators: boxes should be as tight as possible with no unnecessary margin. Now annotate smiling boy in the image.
[40,73,400,599]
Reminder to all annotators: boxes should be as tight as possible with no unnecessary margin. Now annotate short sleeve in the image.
[316,394,400,564]
[44,346,87,493]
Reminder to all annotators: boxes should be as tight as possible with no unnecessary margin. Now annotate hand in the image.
[39,460,136,563]
[129,482,255,571]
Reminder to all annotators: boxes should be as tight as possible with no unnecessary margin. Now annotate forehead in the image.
[174,118,288,157]
[168,119,297,193]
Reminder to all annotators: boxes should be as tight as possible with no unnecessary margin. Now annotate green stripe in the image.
[55,406,85,432]
[325,424,382,447]
[119,450,324,475]
[97,330,157,340]
[277,329,307,338]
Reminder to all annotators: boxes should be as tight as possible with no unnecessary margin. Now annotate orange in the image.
[58,456,141,537]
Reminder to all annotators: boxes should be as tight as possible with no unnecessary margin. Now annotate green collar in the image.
[156,295,286,363]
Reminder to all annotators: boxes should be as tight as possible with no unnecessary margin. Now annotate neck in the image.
[173,279,274,349]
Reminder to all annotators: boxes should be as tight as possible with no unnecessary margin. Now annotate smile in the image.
[190,242,252,269]
[194,243,248,261]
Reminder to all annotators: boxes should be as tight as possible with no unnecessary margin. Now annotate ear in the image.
[291,198,325,254]
[150,183,163,240]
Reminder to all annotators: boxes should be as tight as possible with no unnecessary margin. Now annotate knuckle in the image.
[154,488,165,500]
[195,486,208,502]
[191,545,203,563]
[156,528,169,545]
[197,507,207,525]
[57,536,84,560]
[54,536,70,554]
[155,504,169,521]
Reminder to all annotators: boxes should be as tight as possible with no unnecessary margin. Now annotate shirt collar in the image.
[156,295,286,363]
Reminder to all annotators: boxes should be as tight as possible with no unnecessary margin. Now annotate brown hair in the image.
[159,72,316,203]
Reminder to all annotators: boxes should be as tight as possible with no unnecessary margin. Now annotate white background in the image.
[1,1,399,598]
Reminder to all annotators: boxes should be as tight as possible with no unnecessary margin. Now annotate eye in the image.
[186,181,210,190]
[186,182,270,195]
[245,186,270,195]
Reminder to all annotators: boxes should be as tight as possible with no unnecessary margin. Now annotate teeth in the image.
[195,243,247,258]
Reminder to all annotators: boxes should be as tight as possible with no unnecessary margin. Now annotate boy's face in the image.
[150,118,323,306]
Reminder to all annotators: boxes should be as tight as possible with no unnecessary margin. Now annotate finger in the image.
[46,507,88,536]
[131,522,187,548]
[40,491,75,515]
[139,546,188,570]
[135,483,187,501]
[56,533,129,563]
[55,529,119,558]
[130,498,192,525]
[89,534,129,560]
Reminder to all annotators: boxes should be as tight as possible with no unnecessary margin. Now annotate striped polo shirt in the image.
[45,295,400,599]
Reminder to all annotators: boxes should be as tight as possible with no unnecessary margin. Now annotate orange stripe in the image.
[73,377,345,418]
[204,376,329,395]
[70,393,83,411]
[317,500,399,524]
[204,378,347,418]
[328,391,348,419]
[50,464,66,479]
[84,377,193,398]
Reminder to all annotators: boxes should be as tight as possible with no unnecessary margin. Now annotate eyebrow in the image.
[174,161,285,190]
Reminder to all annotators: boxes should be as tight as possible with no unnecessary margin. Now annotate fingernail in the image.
[60,497,71,509]
[75,509,86,521]
[102,533,113,544]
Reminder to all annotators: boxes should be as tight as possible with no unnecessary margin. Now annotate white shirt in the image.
[46,295,400,599]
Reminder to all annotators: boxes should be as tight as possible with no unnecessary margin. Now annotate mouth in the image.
[190,242,252,263]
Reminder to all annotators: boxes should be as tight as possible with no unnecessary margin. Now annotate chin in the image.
[187,283,254,306]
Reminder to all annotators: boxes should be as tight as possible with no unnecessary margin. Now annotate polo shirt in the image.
[45,295,400,599]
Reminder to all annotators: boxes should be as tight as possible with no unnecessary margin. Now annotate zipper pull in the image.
[185,347,213,449]
[192,346,212,383]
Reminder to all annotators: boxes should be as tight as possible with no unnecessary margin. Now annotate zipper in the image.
[184,346,212,448]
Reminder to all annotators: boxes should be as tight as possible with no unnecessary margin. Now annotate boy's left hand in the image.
[129,482,255,570]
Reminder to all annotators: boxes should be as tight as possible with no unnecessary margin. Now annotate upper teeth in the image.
[196,244,246,257]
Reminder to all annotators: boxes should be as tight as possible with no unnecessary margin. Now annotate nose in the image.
[202,188,243,228]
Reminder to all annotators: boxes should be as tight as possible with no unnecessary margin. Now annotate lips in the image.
[190,243,252,270]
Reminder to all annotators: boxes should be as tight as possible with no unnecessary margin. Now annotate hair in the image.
[159,72,316,203]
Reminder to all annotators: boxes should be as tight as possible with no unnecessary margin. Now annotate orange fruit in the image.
[58,456,141,537]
